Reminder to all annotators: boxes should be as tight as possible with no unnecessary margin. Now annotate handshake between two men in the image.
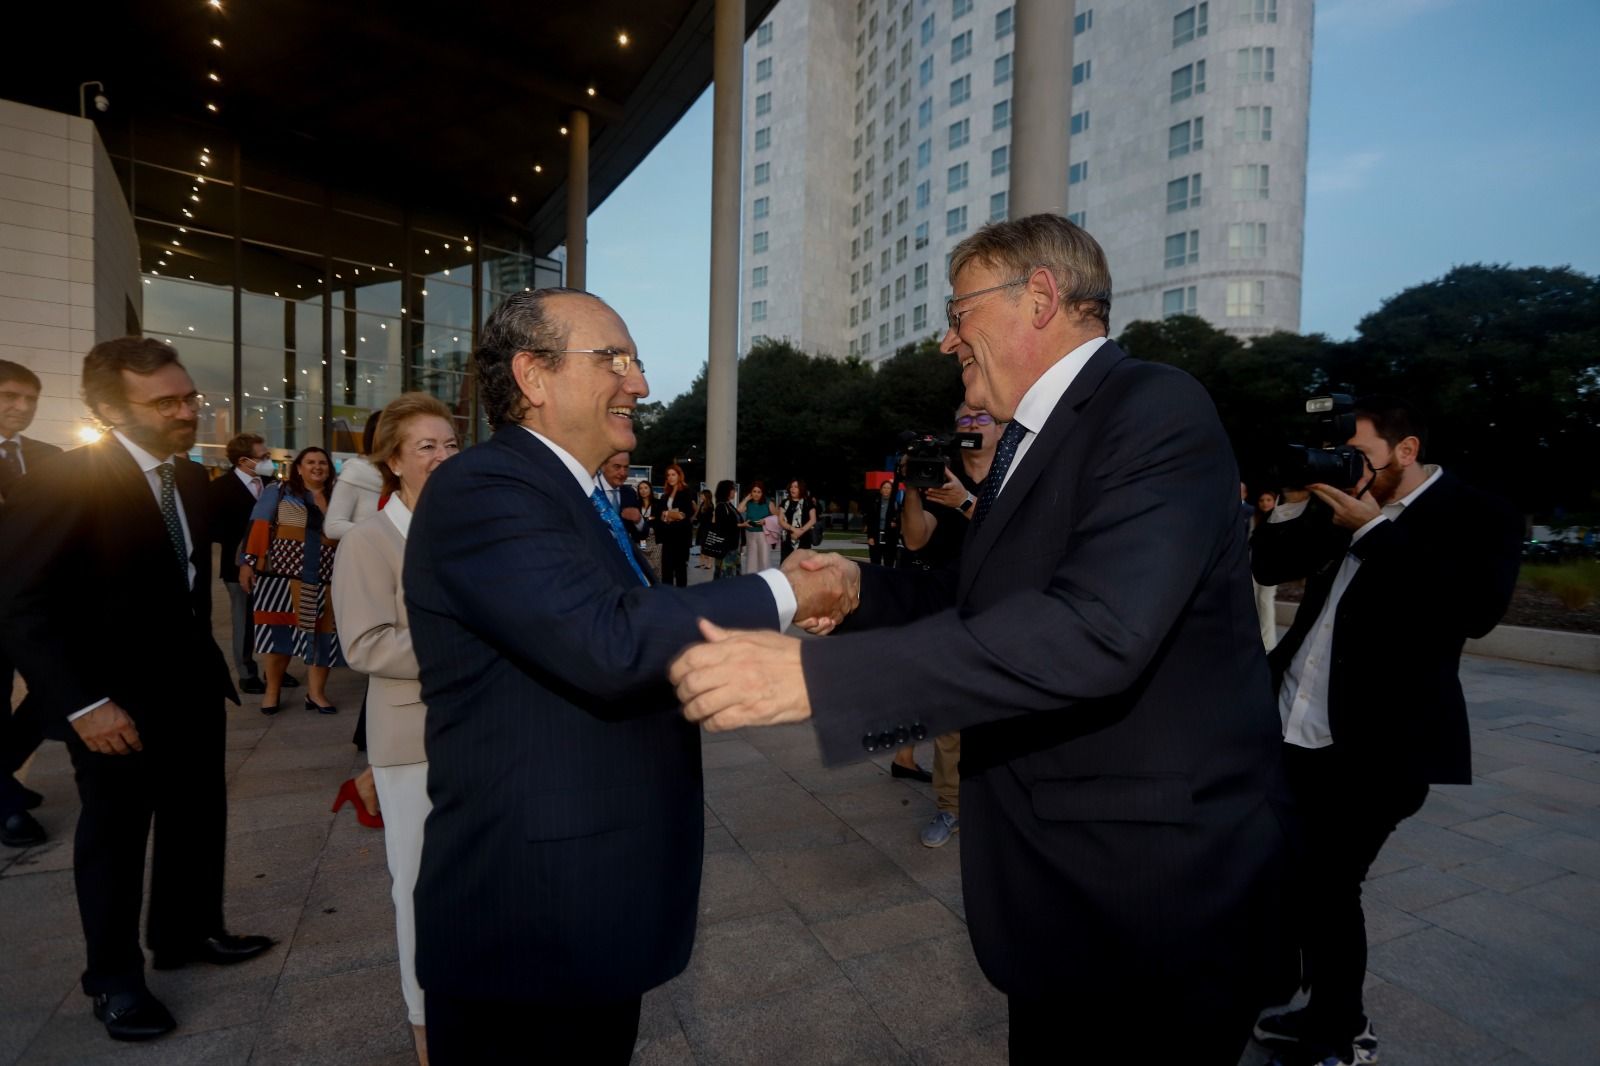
[669,549,858,733]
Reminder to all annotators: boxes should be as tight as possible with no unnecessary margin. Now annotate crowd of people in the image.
[0,212,1525,1066]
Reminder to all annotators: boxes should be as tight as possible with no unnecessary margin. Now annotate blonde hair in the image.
[371,392,455,495]
[948,214,1112,329]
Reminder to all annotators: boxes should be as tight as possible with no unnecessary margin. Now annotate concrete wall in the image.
[0,98,141,447]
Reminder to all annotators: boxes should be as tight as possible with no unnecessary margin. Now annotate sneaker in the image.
[1257,1009,1377,1066]
[920,811,958,848]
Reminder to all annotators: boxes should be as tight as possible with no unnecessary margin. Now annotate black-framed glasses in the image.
[945,276,1029,331]
[956,413,995,429]
[126,392,203,417]
[532,347,645,377]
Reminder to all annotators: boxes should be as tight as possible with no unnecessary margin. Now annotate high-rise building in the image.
[740,0,1311,359]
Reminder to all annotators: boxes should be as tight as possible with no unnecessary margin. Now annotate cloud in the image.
[1316,0,1458,32]
[1309,150,1384,194]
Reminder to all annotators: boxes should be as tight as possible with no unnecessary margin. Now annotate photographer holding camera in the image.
[896,402,1004,847]
[1249,395,1522,1066]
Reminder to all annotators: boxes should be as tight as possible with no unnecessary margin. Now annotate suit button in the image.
[862,734,877,753]
[911,723,927,741]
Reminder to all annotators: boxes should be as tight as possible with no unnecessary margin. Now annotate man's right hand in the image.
[72,701,143,755]
[239,565,255,593]
[781,550,860,630]
[620,506,642,524]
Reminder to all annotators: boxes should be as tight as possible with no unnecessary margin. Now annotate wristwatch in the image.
[959,494,976,516]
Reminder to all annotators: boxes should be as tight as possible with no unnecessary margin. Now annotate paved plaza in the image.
[2,565,1598,1065]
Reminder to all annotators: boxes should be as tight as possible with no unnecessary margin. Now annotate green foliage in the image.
[1522,561,1600,610]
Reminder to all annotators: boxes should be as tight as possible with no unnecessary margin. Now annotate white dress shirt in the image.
[999,335,1109,493]
[520,428,796,627]
[1273,465,1443,748]
[235,464,264,499]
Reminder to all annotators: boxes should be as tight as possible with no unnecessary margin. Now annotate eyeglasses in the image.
[532,347,645,377]
[956,413,995,429]
[945,276,1029,331]
[126,392,203,417]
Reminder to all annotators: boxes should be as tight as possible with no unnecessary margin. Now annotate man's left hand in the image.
[671,620,812,732]
[1308,482,1383,531]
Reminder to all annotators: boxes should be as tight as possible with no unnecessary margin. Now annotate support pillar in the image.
[1010,0,1074,218]
[566,109,590,289]
[705,0,743,488]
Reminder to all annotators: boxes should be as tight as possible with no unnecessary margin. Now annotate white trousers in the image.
[1253,580,1279,650]
[745,534,775,573]
[371,761,432,1025]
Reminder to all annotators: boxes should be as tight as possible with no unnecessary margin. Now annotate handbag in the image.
[702,528,732,559]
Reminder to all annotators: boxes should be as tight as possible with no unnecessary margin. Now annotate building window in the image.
[752,300,768,321]
[1239,0,1277,24]
[915,221,930,249]
[1073,60,1092,85]
[921,13,935,45]
[919,56,934,88]
[1074,9,1093,34]
[1173,3,1208,47]
[1164,229,1199,268]
[946,205,968,235]
[1226,280,1265,317]
[868,47,878,74]
[949,75,971,106]
[852,237,861,258]
[1234,105,1272,142]
[994,54,1012,85]
[948,117,970,148]
[881,210,891,237]
[754,127,771,150]
[863,262,873,284]
[879,322,891,346]
[898,157,910,185]
[881,247,892,273]
[757,21,774,46]
[1232,163,1270,200]
[850,307,859,329]
[1070,109,1090,135]
[756,57,773,81]
[1163,286,1197,316]
[894,313,907,340]
[953,0,973,18]
[753,196,770,220]
[1238,47,1275,84]
[851,270,860,293]
[914,263,928,290]
[1067,210,1087,228]
[753,231,769,253]
[879,285,890,310]
[995,6,1014,37]
[897,197,909,223]
[952,30,973,63]
[993,100,1010,130]
[755,162,771,185]
[991,145,1009,176]
[1171,61,1205,102]
[916,180,931,208]
[990,191,1008,222]
[895,275,908,301]
[756,92,772,116]
[1228,222,1267,259]
[917,140,932,168]
[919,97,933,128]
[947,161,969,193]
[897,235,908,262]
[901,38,913,68]
[1168,117,1204,158]
[1068,160,1088,185]
[1167,173,1202,212]
[913,303,928,330]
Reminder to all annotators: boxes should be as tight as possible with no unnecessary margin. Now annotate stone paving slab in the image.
[2,588,1598,1064]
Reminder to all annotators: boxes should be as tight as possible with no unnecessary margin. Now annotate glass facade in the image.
[110,119,561,466]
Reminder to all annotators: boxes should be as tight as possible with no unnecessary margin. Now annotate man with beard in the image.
[0,338,272,1042]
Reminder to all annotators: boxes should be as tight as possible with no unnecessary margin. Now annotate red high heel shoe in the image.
[331,779,384,829]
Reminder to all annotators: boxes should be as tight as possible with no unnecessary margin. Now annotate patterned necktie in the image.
[973,419,1029,527]
[156,462,189,581]
[590,487,650,586]
[0,441,21,493]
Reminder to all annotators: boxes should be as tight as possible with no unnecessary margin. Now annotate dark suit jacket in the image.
[0,437,236,737]
[802,341,1289,1000]
[405,425,779,1004]
[862,494,900,543]
[1250,471,1520,784]
[208,469,267,584]
[0,434,63,500]
[654,487,696,550]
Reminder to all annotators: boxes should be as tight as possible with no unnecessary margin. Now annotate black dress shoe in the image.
[1,810,46,848]
[151,932,276,970]
[306,697,338,715]
[890,762,933,783]
[93,989,176,1041]
[280,674,301,688]
[239,677,267,695]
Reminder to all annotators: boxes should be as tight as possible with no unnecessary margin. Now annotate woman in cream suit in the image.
[331,393,459,1064]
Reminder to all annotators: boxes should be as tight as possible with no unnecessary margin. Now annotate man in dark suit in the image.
[1248,397,1521,1066]
[0,338,273,1042]
[0,358,64,848]
[404,288,851,1063]
[671,215,1291,1063]
[208,432,274,695]
[862,478,901,566]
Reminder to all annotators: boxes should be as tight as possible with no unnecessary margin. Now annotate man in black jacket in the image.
[0,338,273,1042]
[208,432,275,696]
[1249,396,1522,1066]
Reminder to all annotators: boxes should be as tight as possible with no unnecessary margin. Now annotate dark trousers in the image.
[1009,983,1255,1063]
[0,662,45,817]
[67,698,227,995]
[427,992,641,1065]
[660,538,690,587]
[1282,743,1428,1055]
[868,534,898,567]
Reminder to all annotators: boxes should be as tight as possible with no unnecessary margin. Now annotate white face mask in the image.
[251,458,276,479]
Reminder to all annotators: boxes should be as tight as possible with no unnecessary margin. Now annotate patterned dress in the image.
[245,484,346,667]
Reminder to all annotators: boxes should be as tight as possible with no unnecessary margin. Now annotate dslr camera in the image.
[898,430,982,489]
[1280,393,1367,490]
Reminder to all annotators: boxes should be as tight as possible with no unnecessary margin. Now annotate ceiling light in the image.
[587,87,596,97]
[172,239,181,246]
[191,194,200,202]
[464,244,473,252]
[197,176,205,184]
[618,32,630,46]
[206,102,219,113]
[560,126,568,135]
[533,164,542,173]
[209,0,221,8]
[211,37,222,48]
[509,194,518,204]
[208,72,220,83]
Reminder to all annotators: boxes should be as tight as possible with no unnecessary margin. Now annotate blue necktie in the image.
[590,487,650,586]
[973,419,1029,527]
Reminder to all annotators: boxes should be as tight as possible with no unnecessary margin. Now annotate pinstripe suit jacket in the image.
[404,425,778,1004]
[802,341,1292,1002]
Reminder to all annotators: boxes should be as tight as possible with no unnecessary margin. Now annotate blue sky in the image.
[590,0,1600,405]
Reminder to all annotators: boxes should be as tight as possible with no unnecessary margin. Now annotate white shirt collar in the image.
[0,433,20,447]
[520,426,600,498]
[1388,464,1442,515]
[112,428,173,471]
[1010,335,1109,434]
[234,465,262,488]
[384,494,413,539]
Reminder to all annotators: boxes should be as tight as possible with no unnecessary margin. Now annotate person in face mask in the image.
[209,434,293,696]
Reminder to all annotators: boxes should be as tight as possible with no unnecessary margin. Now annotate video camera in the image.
[898,431,982,489]
[1280,393,1366,490]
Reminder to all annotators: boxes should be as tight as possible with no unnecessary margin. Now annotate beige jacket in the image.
[331,502,425,766]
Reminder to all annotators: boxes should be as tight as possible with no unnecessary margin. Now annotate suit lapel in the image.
[958,340,1128,602]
